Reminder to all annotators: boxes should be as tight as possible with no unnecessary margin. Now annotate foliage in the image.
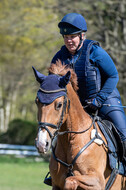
[0,0,61,131]
[0,119,37,145]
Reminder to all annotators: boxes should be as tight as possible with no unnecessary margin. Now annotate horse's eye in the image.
[35,97,39,105]
[55,102,62,110]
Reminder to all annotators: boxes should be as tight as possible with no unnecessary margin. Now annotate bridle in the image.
[37,86,102,141]
[38,122,58,138]
[37,87,69,139]
[37,86,93,139]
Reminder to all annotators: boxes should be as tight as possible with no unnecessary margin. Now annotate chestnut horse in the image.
[33,62,126,190]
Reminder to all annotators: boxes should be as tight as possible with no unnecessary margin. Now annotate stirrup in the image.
[44,172,52,186]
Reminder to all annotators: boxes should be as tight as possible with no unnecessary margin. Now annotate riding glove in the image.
[87,98,102,111]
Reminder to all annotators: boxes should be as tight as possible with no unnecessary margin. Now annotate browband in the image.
[39,87,66,94]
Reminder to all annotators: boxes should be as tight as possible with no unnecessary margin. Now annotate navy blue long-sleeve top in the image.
[51,43,120,104]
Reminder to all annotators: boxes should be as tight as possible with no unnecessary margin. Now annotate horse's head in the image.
[32,65,71,153]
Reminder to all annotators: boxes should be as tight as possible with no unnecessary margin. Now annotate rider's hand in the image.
[87,98,102,111]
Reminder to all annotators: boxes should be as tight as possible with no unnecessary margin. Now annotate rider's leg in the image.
[106,109,126,162]
[99,97,126,162]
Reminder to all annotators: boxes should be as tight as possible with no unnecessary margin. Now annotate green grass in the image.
[0,155,52,190]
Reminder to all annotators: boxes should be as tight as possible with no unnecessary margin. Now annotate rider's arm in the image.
[90,45,119,104]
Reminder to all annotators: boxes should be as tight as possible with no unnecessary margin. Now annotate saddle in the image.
[96,117,126,176]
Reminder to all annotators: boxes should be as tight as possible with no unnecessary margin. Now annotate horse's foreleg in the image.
[64,177,78,190]
[64,174,105,190]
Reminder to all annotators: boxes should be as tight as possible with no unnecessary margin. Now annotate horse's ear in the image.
[60,71,71,87]
[32,66,46,83]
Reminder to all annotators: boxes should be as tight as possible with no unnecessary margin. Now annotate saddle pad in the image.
[97,120,126,176]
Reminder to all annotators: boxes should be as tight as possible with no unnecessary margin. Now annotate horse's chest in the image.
[67,140,85,159]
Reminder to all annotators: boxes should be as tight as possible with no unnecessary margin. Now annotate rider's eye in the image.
[55,102,62,110]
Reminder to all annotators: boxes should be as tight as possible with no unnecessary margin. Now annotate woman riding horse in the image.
[51,13,126,162]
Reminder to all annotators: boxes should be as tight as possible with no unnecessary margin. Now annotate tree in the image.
[0,0,60,131]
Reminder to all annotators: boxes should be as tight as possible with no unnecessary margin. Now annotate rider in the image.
[44,13,126,185]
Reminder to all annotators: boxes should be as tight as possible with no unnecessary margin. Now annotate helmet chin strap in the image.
[76,32,83,52]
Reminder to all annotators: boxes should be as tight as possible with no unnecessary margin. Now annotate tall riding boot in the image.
[122,141,126,163]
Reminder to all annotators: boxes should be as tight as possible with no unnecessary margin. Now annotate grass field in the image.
[0,155,52,190]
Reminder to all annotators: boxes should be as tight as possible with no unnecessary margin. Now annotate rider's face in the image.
[64,34,80,55]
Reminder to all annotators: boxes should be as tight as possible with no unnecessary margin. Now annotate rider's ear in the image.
[60,71,71,87]
[32,66,46,83]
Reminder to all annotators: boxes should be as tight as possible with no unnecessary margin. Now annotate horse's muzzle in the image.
[35,128,51,154]
[35,138,50,154]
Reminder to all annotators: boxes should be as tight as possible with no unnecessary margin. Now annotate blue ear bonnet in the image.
[37,75,67,104]
[32,67,71,104]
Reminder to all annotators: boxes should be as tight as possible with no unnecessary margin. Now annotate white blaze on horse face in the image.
[36,128,48,153]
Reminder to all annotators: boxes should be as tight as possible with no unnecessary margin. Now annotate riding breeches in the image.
[99,97,126,142]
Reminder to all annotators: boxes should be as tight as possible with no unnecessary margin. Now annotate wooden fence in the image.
[0,143,40,156]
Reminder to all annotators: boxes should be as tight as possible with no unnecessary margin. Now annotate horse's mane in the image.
[48,60,78,92]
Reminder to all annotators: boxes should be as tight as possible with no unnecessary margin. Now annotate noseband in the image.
[38,122,58,138]
[37,87,69,139]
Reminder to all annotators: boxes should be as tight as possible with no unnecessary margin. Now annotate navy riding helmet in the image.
[58,13,87,35]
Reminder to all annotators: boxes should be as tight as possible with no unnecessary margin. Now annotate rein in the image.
[57,116,94,136]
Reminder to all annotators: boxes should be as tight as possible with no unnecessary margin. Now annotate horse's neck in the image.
[57,84,92,156]
[66,83,91,131]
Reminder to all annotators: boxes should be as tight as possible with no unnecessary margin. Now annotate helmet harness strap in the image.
[76,32,83,52]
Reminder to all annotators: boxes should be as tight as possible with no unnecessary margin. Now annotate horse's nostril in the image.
[46,141,49,147]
